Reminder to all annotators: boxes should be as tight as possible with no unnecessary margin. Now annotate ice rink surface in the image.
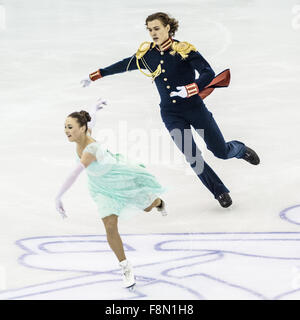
[0,0,300,299]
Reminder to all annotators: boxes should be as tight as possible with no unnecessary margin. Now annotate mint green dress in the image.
[81,142,165,219]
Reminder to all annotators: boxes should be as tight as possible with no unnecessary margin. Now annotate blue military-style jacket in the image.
[89,38,228,110]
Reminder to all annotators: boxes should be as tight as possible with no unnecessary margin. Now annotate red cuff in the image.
[185,82,199,97]
[89,70,102,81]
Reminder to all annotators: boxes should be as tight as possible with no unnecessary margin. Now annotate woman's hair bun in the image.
[68,110,91,133]
[79,110,91,123]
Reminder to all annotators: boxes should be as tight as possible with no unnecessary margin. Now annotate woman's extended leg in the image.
[102,214,126,262]
[102,214,136,288]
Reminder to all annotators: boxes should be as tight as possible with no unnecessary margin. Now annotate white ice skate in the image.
[157,199,167,216]
[119,260,136,290]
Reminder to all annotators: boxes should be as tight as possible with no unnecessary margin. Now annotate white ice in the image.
[0,0,300,300]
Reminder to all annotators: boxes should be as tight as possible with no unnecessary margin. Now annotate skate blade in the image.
[127,283,136,291]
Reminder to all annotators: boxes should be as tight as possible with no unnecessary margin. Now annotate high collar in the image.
[155,37,173,52]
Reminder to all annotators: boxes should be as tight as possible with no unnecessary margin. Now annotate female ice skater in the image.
[80,12,260,208]
[55,99,166,289]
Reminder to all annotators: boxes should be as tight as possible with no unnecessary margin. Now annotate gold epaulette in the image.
[135,41,153,59]
[170,41,197,59]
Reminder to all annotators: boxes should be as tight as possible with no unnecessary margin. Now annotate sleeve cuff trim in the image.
[185,82,199,97]
[89,70,102,81]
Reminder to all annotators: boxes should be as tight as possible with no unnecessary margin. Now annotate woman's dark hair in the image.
[145,12,179,37]
[68,110,91,133]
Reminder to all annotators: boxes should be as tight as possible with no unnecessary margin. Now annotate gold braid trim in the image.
[141,57,153,73]
[126,55,135,72]
[136,59,161,81]
[170,41,197,59]
[135,41,161,81]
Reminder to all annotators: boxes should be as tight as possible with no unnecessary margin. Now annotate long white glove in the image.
[88,98,107,130]
[170,86,188,98]
[55,162,85,219]
[55,198,67,219]
[80,77,92,88]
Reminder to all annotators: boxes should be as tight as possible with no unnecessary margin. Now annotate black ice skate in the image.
[217,193,232,208]
[157,199,167,216]
[242,147,260,165]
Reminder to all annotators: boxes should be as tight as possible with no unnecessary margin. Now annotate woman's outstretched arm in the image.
[87,98,107,135]
[55,153,96,218]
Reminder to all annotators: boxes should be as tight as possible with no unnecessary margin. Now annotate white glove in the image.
[55,163,85,219]
[94,98,107,111]
[170,86,188,98]
[55,197,67,219]
[80,77,92,88]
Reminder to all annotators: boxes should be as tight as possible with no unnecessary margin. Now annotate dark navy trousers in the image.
[160,101,246,198]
